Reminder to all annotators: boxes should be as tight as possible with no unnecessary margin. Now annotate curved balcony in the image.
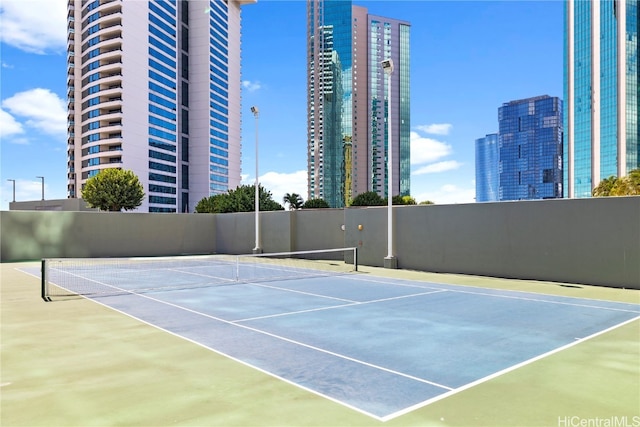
[95,21,122,39]
[94,97,122,112]
[80,57,121,79]
[93,0,120,17]
[98,121,122,135]
[95,109,123,123]
[95,8,121,26]
[94,71,122,87]
[94,59,122,77]
[80,119,122,139]
[94,34,122,52]
[81,160,122,179]
[82,129,123,145]
[81,84,122,105]
[92,47,122,66]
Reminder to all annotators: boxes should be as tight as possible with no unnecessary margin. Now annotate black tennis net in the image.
[41,247,358,301]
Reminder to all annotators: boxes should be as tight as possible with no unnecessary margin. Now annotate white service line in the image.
[233,289,448,322]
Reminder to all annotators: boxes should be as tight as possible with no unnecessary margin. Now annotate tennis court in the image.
[23,251,640,422]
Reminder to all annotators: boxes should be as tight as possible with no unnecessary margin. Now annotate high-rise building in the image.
[66,0,253,212]
[564,0,639,198]
[475,133,499,202]
[498,96,563,201]
[307,0,410,207]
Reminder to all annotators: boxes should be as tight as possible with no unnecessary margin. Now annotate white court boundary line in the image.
[17,266,398,420]
[382,315,640,421]
[349,275,640,314]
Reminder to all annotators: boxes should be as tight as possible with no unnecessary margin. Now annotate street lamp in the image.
[36,176,45,201]
[251,106,262,254]
[7,179,16,203]
[382,59,397,269]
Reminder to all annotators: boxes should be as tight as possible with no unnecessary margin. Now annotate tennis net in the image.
[41,247,358,301]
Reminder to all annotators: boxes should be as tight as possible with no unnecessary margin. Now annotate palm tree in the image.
[614,169,640,196]
[593,170,640,196]
[592,176,618,197]
[283,193,303,210]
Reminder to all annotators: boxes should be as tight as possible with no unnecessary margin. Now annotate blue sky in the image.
[0,0,563,210]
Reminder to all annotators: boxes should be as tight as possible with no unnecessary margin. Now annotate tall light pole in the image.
[251,106,262,254]
[7,179,16,203]
[36,176,45,201]
[382,59,397,269]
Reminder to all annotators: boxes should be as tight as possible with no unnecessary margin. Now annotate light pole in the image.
[251,106,262,254]
[382,59,397,269]
[7,179,16,203]
[36,176,45,201]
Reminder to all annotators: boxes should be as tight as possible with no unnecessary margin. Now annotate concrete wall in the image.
[9,198,97,212]
[2,197,639,288]
[344,197,640,288]
[214,209,345,255]
[215,211,293,254]
[1,211,216,261]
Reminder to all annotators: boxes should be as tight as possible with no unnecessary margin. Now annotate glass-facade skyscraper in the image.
[564,0,639,198]
[67,0,253,212]
[307,0,410,207]
[498,96,563,201]
[475,133,499,202]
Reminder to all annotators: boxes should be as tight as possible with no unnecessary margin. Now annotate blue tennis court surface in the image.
[37,268,640,421]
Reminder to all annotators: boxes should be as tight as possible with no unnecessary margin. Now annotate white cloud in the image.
[413,160,463,175]
[261,170,308,208]
[414,123,452,136]
[2,89,67,137]
[2,62,14,69]
[0,0,66,54]
[242,170,308,209]
[242,80,262,93]
[413,184,476,205]
[0,108,25,139]
[410,131,452,165]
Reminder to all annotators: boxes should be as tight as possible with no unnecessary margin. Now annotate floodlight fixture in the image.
[381,59,394,75]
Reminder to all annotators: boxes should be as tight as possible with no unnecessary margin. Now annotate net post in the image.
[353,247,358,272]
[41,259,50,302]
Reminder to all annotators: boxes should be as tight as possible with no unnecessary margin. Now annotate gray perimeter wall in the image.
[2,197,639,288]
[0,211,217,260]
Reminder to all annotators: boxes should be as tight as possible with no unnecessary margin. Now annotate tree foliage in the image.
[350,191,386,206]
[301,198,330,209]
[419,200,435,205]
[592,169,640,197]
[195,184,284,213]
[283,193,304,210]
[82,168,145,212]
[592,176,618,197]
[350,192,419,206]
[392,195,417,205]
